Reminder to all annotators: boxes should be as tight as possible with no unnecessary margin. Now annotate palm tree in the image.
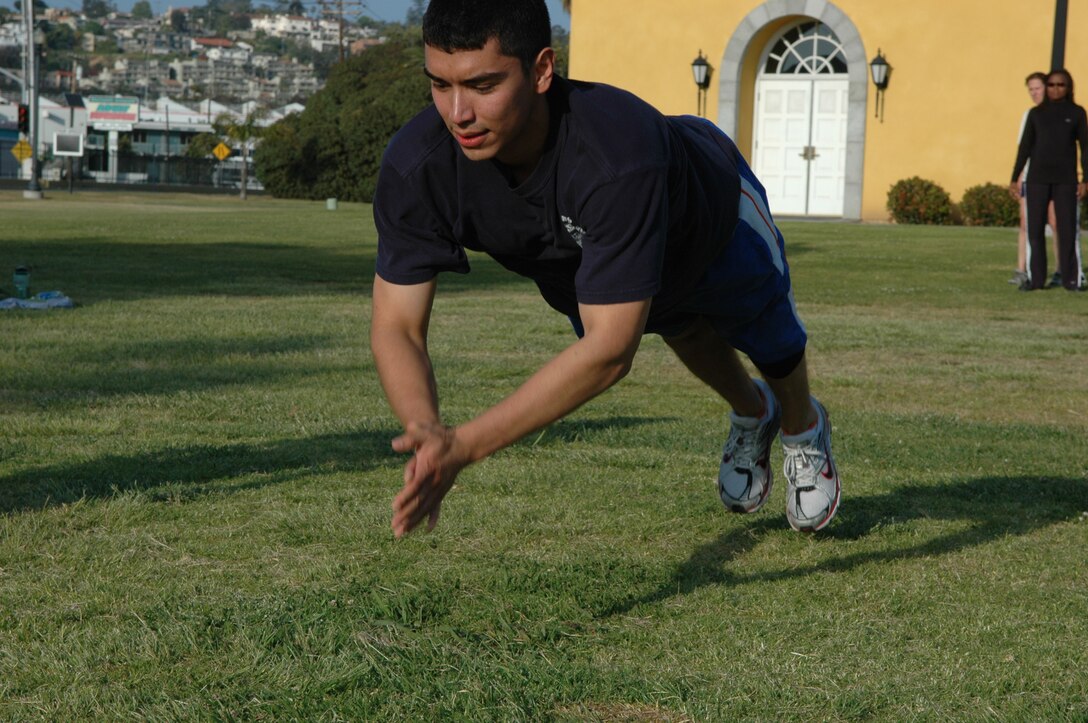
[213,108,266,201]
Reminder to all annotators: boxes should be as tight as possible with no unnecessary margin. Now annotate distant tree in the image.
[81,0,112,18]
[169,9,187,32]
[0,46,20,71]
[225,13,251,33]
[252,31,286,55]
[13,0,49,11]
[186,132,220,159]
[82,19,105,34]
[217,0,253,14]
[41,21,77,71]
[0,6,12,22]
[253,115,308,197]
[310,47,338,80]
[191,0,252,35]
[131,0,152,19]
[285,0,303,15]
[378,23,418,46]
[255,37,431,202]
[43,21,76,51]
[404,0,424,25]
[551,24,568,77]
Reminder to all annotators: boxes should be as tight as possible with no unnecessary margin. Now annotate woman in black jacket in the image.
[1010,68,1088,291]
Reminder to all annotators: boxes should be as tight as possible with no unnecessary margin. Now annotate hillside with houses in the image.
[0,1,402,187]
[0,3,389,106]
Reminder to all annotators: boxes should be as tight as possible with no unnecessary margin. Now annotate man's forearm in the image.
[454,300,650,463]
[455,333,633,462]
[372,331,441,428]
[370,276,443,429]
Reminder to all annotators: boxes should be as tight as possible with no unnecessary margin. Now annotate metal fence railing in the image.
[1,149,262,192]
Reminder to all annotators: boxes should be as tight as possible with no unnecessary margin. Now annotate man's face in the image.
[1046,74,1069,101]
[1027,78,1045,105]
[424,37,551,168]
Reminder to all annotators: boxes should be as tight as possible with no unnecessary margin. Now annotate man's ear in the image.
[533,47,555,95]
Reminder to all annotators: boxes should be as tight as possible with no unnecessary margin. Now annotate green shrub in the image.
[960,182,1020,227]
[254,38,431,202]
[886,176,958,225]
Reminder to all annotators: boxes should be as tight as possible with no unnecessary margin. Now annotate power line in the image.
[314,0,365,61]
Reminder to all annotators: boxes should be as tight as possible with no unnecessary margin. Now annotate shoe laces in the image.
[784,439,825,490]
[724,420,765,467]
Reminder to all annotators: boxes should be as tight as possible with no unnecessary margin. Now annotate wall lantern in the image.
[869,49,890,122]
[691,50,712,117]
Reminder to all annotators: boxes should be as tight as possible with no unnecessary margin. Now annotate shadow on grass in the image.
[602,475,1087,617]
[11,332,349,410]
[9,239,370,302]
[0,428,401,514]
[9,240,532,303]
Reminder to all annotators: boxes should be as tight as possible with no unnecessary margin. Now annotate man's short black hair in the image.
[422,0,552,72]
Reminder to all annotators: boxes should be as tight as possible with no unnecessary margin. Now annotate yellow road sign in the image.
[11,140,32,163]
[213,142,231,161]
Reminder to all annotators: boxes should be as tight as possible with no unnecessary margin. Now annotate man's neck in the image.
[499,95,552,185]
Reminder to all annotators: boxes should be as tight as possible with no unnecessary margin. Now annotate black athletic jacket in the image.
[1011,98,1088,184]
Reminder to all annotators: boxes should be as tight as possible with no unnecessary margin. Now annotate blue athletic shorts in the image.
[645,150,807,369]
[566,134,807,369]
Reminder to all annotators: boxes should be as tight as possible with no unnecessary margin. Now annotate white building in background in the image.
[250,14,313,39]
[0,20,25,47]
[1,93,301,183]
[249,12,380,54]
[205,45,251,64]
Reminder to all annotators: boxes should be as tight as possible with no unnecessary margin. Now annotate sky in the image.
[46,0,572,30]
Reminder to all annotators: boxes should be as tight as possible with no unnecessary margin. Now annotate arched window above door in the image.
[763,22,847,75]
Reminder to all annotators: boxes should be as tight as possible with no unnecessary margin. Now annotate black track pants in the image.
[1024,182,1080,289]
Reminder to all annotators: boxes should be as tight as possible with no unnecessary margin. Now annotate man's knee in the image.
[753,349,806,380]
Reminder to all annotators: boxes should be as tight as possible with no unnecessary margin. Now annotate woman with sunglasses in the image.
[1010,69,1088,291]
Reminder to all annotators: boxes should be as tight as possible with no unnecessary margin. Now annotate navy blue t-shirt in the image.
[373,77,742,330]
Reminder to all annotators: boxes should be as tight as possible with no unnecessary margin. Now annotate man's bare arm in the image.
[370,275,441,429]
[385,296,652,537]
[453,298,650,463]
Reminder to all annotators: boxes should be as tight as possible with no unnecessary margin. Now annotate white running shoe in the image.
[782,398,841,532]
[718,378,780,513]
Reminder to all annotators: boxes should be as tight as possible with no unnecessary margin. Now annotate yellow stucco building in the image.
[567,1,1086,220]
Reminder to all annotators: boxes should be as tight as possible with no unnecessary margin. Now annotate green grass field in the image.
[1,191,1086,720]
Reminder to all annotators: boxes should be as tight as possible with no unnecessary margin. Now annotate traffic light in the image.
[17,104,29,134]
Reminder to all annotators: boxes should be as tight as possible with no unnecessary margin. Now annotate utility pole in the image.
[1051,0,1068,71]
[317,0,363,63]
[22,0,43,198]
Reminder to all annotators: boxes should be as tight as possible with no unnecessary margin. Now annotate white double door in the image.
[752,77,848,217]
